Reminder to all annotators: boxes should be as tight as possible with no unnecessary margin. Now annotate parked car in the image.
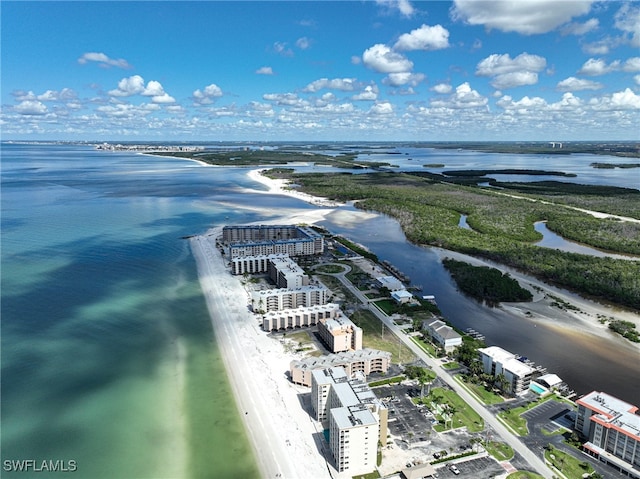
[448,464,460,475]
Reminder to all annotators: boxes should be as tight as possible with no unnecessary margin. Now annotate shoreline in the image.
[190,223,337,479]
[247,167,345,207]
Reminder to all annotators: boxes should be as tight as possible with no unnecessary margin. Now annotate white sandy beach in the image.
[190,225,337,479]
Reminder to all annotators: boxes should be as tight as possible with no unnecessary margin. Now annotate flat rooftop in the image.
[578,391,640,439]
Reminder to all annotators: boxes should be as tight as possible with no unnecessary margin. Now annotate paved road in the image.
[330,269,555,479]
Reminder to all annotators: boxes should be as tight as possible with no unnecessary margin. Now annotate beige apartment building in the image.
[290,348,391,387]
[317,313,363,353]
[261,303,340,332]
[311,367,388,475]
[222,224,324,258]
[231,253,310,288]
[251,284,329,313]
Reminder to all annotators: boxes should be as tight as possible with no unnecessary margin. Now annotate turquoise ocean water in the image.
[1,144,316,479]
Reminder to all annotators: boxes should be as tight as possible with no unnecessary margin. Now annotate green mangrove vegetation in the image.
[591,162,640,168]
[442,258,533,305]
[265,169,640,311]
[153,148,392,168]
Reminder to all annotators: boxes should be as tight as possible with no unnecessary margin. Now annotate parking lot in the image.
[434,456,506,478]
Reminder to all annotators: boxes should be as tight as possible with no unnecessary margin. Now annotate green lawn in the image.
[456,375,504,405]
[485,441,514,461]
[352,470,381,479]
[372,299,396,315]
[314,264,346,274]
[427,387,484,433]
[410,336,437,357]
[499,408,529,436]
[506,472,544,479]
[442,361,460,369]
[545,445,594,478]
[350,310,416,363]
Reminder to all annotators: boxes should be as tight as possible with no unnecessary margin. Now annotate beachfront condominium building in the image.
[478,346,536,396]
[317,313,363,353]
[290,348,392,387]
[230,253,309,288]
[251,285,328,313]
[423,319,462,353]
[222,225,324,258]
[311,367,388,475]
[261,303,340,332]
[575,391,640,478]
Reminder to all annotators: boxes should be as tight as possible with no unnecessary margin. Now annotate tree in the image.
[495,373,509,392]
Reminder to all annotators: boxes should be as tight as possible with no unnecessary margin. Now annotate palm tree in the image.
[495,373,508,392]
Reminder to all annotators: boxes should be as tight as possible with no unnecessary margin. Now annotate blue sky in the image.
[2,1,639,141]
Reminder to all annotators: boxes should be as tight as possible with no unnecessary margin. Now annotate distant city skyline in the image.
[2,1,639,141]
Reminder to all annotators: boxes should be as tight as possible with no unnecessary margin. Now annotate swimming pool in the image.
[530,382,547,395]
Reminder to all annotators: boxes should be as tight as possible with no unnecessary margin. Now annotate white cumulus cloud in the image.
[614,3,640,48]
[362,44,413,74]
[476,53,546,76]
[109,75,146,97]
[352,85,378,101]
[561,18,599,36]
[491,71,539,90]
[193,84,223,105]
[384,72,425,87]
[369,102,394,115]
[476,53,546,89]
[78,52,131,69]
[14,100,48,115]
[256,66,274,75]
[375,0,415,17]
[151,93,176,104]
[394,24,450,51]
[303,78,358,92]
[578,58,618,76]
[430,82,488,109]
[451,0,594,35]
[432,83,453,94]
[557,77,603,91]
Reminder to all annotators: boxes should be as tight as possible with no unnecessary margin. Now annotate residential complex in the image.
[231,253,310,288]
[251,284,329,313]
[317,312,363,353]
[222,224,324,258]
[262,302,339,332]
[575,391,640,478]
[478,346,537,396]
[290,348,391,387]
[423,319,462,352]
[311,367,388,475]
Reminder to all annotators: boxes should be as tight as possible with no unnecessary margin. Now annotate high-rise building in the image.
[310,368,388,475]
[575,391,640,478]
